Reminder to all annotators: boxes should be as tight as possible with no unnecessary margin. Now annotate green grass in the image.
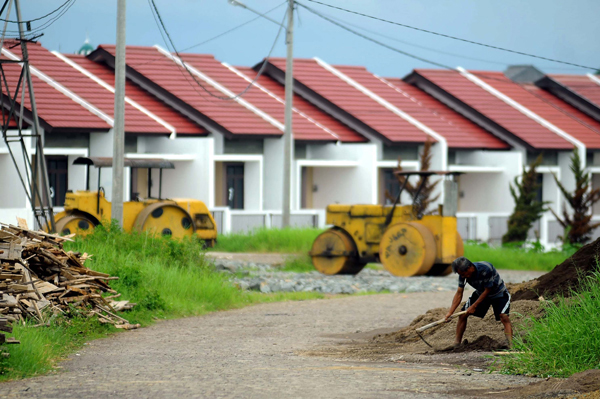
[502,271,600,377]
[212,227,322,253]
[0,225,324,381]
[464,241,575,272]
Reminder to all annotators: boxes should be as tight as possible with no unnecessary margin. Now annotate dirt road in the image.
[0,292,536,398]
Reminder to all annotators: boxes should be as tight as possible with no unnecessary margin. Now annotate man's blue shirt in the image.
[458,261,506,299]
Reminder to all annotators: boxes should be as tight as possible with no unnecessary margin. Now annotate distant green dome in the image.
[77,38,94,56]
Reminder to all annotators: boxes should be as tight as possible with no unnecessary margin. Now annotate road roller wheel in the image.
[310,229,364,275]
[426,233,464,276]
[133,203,196,239]
[379,222,436,277]
[55,214,96,237]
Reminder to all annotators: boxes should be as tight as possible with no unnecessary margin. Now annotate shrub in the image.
[503,271,600,377]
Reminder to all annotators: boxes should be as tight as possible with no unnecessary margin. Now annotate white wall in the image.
[0,135,33,226]
[558,151,576,215]
[542,172,559,211]
[136,136,214,207]
[304,143,378,208]
[244,160,262,210]
[0,149,28,209]
[455,150,522,213]
[263,138,284,211]
[89,130,116,200]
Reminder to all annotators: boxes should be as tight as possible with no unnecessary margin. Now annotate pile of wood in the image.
[0,222,137,335]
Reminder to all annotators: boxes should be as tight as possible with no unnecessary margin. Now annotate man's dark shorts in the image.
[461,291,511,321]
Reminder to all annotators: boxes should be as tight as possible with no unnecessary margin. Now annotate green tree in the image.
[502,155,548,245]
[551,148,600,245]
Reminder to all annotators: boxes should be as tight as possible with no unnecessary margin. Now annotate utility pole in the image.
[112,0,126,226]
[14,0,55,231]
[282,0,294,228]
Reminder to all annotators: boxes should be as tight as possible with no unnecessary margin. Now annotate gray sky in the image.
[17,0,600,78]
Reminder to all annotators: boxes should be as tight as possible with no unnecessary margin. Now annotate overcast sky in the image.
[16,0,600,79]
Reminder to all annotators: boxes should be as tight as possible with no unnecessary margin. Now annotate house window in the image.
[46,156,68,207]
[226,163,244,209]
[383,169,400,205]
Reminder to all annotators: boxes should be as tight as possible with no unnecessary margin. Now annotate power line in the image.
[181,1,287,52]
[1,0,76,37]
[148,0,287,101]
[303,0,598,71]
[316,7,509,67]
[0,0,71,23]
[298,2,454,70]
[299,2,600,139]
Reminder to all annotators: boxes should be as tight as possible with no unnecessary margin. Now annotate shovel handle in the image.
[415,310,467,333]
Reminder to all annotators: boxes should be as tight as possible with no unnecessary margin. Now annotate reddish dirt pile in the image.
[373,300,543,352]
[452,369,600,398]
[512,238,600,300]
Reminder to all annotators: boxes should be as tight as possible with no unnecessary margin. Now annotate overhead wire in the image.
[124,1,286,70]
[304,0,598,71]
[1,0,76,38]
[0,0,71,23]
[180,1,286,52]
[298,2,600,138]
[148,0,287,101]
[312,6,510,67]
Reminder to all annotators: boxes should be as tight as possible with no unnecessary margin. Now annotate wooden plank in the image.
[34,281,60,295]
[0,242,23,260]
[16,217,28,230]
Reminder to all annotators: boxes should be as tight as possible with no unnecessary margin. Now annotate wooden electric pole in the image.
[282,0,294,227]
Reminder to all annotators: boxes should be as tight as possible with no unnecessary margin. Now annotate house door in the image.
[226,163,244,209]
[46,156,68,207]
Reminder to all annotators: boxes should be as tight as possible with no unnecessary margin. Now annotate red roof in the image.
[550,74,600,108]
[415,69,573,150]
[1,43,110,131]
[99,45,281,137]
[232,66,366,142]
[173,52,363,142]
[269,58,430,143]
[511,83,600,149]
[64,54,205,136]
[469,71,600,149]
[9,42,181,135]
[353,73,509,149]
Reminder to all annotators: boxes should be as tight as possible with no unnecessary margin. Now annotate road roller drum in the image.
[379,222,437,277]
[310,229,365,275]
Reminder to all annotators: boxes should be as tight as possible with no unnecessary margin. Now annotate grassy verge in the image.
[464,242,575,272]
[503,271,600,377]
[212,228,322,253]
[212,228,573,272]
[0,226,323,381]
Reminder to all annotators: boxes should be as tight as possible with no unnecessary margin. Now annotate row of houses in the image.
[2,40,600,246]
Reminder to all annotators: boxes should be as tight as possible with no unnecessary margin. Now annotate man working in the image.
[445,257,513,347]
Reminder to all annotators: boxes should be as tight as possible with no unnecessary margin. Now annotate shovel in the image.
[415,310,467,348]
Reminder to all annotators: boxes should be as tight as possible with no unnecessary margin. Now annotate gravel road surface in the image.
[0,291,536,398]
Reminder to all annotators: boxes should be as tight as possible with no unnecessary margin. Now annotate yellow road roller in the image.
[310,171,463,277]
[53,157,217,245]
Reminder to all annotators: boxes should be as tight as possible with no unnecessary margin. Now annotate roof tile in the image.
[416,69,574,149]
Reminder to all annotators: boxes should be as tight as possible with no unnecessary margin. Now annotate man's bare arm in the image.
[445,287,464,321]
[466,287,492,315]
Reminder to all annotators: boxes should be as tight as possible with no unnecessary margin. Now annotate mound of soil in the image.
[512,238,600,301]
[373,300,543,353]
[438,335,508,353]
